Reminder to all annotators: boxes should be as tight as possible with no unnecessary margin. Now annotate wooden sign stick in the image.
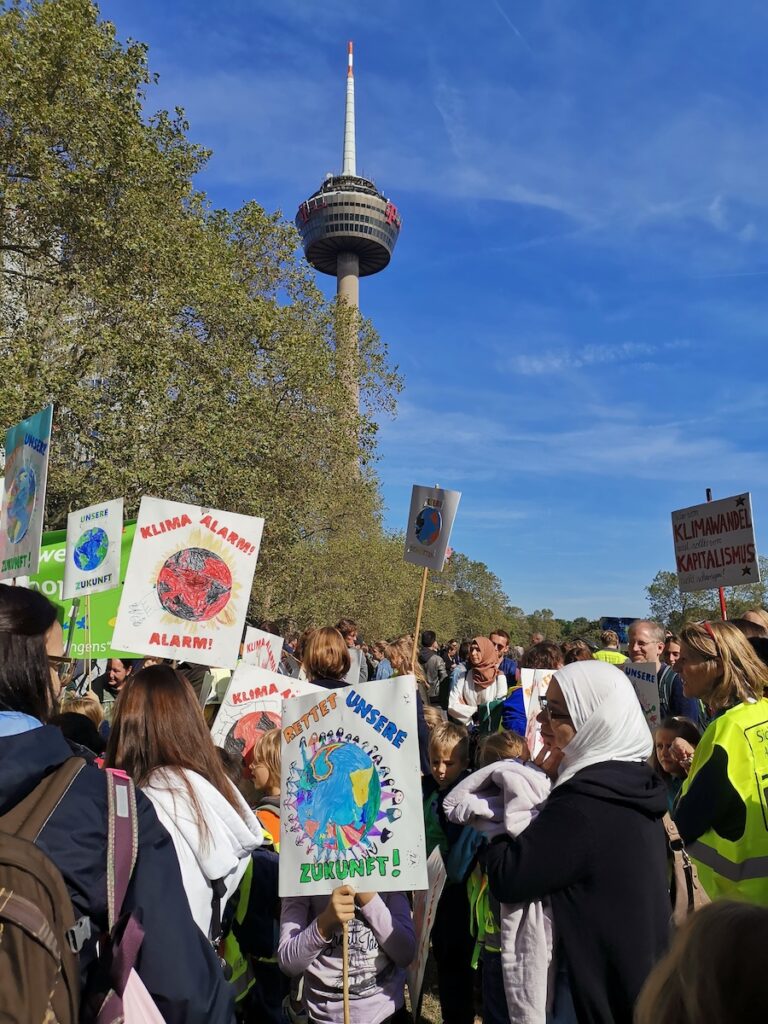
[342,920,350,1024]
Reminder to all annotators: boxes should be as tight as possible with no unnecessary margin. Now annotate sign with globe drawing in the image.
[62,498,124,600]
[279,676,428,897]
[111,496,264,669]
[0,405,53,580]
[403,484,461,572]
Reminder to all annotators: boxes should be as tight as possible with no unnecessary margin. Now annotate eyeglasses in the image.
[48,656,77,686]
[491,642,506,651]
[538,696,572,721]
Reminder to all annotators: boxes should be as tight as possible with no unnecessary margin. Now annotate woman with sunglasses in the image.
[672,621,768,905]
[485,660,669,1024]
[0,584,235,1021]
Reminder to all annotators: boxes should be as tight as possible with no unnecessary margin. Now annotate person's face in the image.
[664,642,681,667]
[45,620,65,694]
[345,630,358,648]
[448,642,458,656]
[628,627,664,666]
[531,633,544,645]
[489,634,509,664]
[468,642,483,667]
[654,728,681,775]
[676,640,722,700]
[537,678,576,752]
[250,757,272,791]
[430,742,466,789]
[108,659,130,689]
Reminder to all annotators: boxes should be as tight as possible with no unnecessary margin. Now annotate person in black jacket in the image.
[0,583,234,1023]
[485,660,670,1024]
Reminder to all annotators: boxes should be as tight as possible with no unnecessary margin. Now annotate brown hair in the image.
[635,900,768,1024]
[251,727,281,792]
[386,636,427,687]
[651,716,701,780]
[521,642,564,670]
[600,630,619,647]
[59,694,104,728]
[477,730,529,767]
[421,704,445,733]
[743,608,768,632]
[730,618,768,639]
[302,626,350,681]
[334,617,358,640]
[562,639,594,664]
[429,721,469,765]
[105,665,245,835]
[679,621,765,710]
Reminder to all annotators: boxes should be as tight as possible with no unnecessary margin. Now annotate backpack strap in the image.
[104,769,139,931]
[0,757,85,842]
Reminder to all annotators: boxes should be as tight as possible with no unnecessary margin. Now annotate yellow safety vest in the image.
[593,649,628,665]
[466,864,501,965]
[221,859,256,1002]
[680,699,768,906]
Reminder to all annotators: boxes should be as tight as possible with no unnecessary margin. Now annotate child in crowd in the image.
[423,722,484,1024]
[652,716,701,811]
[250,727,282,850]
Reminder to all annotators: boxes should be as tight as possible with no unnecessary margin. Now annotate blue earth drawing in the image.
[5,465,37,544]
[73,527,109,571]
[415,506,441,546]
[295,742,381,852]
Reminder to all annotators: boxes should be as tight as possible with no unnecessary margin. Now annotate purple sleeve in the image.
[358,893,416,969]
[277,896,329,977]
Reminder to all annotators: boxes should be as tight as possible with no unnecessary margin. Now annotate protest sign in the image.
[112,497,264,669]
[211,664,320,767]
[0,405,53,579]
[624,661,659,732]
[672,492,760,593]
[28,525,137,658]
[521,668,556,759]
[242,625,284,671]
[279,676,427,897]
[62,498,124,600]
[407,847,447,1021]
[403,485,461,572]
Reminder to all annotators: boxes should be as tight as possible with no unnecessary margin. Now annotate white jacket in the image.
[448,666,508,725]
[142,767,263,935]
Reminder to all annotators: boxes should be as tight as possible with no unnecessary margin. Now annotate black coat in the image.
[0,725,234,1023]
[486,761,670,1024]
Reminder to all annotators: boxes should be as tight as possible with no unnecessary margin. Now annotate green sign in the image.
[28,522,137,658]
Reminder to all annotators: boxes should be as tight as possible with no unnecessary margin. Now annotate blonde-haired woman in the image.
[635,900,768,1024]
[673,620,768,905]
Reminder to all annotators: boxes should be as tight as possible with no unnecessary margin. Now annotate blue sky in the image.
[99,0,768,618]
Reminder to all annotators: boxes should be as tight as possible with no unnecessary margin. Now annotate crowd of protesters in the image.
[2,582,768,1024]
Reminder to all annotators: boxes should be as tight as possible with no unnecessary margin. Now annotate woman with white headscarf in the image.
[485,661,670,1024]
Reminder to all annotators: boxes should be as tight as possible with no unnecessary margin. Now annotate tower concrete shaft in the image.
[336,251,360,413]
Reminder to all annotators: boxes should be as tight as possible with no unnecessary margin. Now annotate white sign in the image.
[279,676,428,897]
[112,496,264,669]
[0,405,53,579]
[62,498,124,600]
[672,492,760,593]
[211,664,320,766]
[624,661,659,733]
[521,668,556,760]
[403,485,461,572]
[242,625,284,671]
[407,847,447,1020]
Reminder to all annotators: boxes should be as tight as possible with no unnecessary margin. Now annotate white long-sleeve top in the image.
[448,666,508,724]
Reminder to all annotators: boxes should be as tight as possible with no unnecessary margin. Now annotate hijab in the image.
[469,636,499,691]
[553,660,652,788]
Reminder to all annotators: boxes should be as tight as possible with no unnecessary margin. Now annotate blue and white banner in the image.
[63,498,124,600]
[0,405,53,579]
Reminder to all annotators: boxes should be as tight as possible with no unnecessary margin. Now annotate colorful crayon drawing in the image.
[6,465,37,543]
[73,527,109,571]
[223,708,281,768]
[415,506,441,546]
[156,547,232,621]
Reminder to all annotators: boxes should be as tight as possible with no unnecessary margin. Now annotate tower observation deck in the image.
[296,44,401,413]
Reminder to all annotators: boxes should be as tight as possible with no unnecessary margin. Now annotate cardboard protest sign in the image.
[112,497,264,669]
[29,525,137,658]
[403,485,461,572]
[62,498,124,600]
[211,664,320,767]
[242,625,284,671]
[672,492,760,593]
[407,847,447,1020]
[521,668,556,759]
[624,661,659,732]
[0,405,53,579]
[279,676,427,897]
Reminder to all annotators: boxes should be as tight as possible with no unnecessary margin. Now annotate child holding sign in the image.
[277,884,415,1023]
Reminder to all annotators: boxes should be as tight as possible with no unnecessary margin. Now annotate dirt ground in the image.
[408,954,483,1024]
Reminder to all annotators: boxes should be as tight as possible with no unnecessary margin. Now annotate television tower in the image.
[296,42,402,412]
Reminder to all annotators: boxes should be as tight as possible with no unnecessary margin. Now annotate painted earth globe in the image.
[73,527,109,571]
[415,506,441,546]
[297,742,381,850]
[156,546,232,621]
[5,465,37,544]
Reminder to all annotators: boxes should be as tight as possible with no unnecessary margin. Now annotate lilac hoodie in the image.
[278,891,415,1024]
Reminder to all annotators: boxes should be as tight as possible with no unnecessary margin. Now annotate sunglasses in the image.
[48,655,77,686]
[538,695,572,721]
[491,642,506,651]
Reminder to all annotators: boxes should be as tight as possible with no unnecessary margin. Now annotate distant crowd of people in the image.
[2,584,768,1023]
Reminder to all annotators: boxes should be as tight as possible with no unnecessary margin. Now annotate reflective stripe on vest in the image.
[680,700,768,905]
